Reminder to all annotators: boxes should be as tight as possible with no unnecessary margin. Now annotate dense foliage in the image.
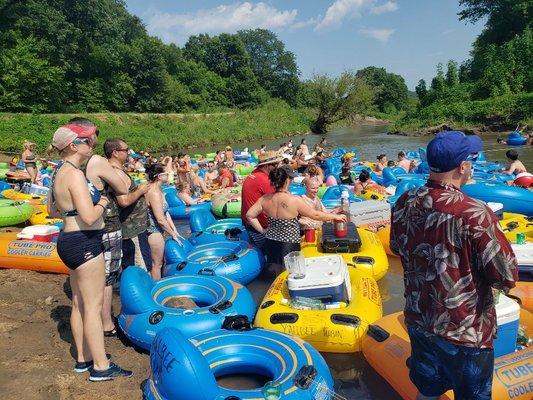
[0,0,299,112]
[399,0,533,130]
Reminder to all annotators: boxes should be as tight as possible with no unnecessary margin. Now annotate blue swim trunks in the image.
[407,325,494,400]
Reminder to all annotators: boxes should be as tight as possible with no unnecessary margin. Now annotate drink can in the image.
[304,228,316,243]
[516,232,526,245]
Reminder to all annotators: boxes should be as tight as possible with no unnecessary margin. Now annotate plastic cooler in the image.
[21,183,49,197]
[511,242,533,281]
[349,200,391,229]
[287,255,350,303]
[493,293,520,357]
[487,202,504,219]
[321,222,361,253]
[17,225,60,242]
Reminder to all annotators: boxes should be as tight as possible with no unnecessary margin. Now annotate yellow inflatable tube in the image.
[29,204,63,226]
[301,228,389,281]
[1,189,45,203]
[254,267,382,353]
[499,213,532,243]
[362,309,533,400]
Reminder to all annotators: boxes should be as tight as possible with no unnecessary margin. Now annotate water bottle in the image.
[340,190,350,216]
[282,297,325,310]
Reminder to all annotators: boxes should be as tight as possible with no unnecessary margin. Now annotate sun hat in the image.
[52,124,97,151]
[427,131,483,173]
[257,151,284,166]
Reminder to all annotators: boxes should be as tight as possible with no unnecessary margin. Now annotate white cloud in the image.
[145,2,300,43]
[370,1,398,15]
[359,28,395,43]
[315,0,372,31]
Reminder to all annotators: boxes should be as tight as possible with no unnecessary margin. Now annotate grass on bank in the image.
[0,100,313,154]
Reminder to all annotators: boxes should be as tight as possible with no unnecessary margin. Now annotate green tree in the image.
[307,72,375,134]
[237,29,299,105]
[415,79,428,106]
[355,66,409,112]
[446,60,459,87]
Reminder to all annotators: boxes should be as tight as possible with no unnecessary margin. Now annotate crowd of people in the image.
[17,118,525,399]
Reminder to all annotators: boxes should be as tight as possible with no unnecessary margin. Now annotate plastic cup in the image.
[284,251,305,279]
[304,228,316,243]
[516,232,526,245]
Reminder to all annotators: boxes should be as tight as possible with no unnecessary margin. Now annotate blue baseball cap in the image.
[427,131,483,173]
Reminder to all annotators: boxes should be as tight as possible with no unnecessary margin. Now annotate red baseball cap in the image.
[52,124,97,150]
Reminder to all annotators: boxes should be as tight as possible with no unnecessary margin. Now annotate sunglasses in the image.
[115,147,130,153]
[73,137,96,148]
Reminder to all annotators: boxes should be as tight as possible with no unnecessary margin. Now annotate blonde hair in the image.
[23,140,36,150]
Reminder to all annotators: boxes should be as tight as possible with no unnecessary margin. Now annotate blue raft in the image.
[163,186,211,220]
[117,266,255,351]
[462,183,533,215]
[163,239,264,285]
[143,324,334,400]
[188,209,249,245]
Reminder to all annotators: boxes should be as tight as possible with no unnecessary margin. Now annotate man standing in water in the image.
[390,131,517,400]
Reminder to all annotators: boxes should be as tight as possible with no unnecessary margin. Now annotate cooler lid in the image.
[511,243,533,266]
[349,200,391,215]
[495,293,520,325]
[17,225,60,239]
[287,255,346,289]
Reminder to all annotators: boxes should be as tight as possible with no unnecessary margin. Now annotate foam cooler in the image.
[494,293,520,357]
[287,255,350,303]
[349,200,391,229]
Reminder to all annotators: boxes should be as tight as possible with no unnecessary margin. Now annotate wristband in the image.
[96,203,107,211]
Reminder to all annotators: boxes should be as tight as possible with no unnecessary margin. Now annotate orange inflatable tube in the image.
[510,281,533,313]
[0,232,68,274]
[362,310,533,400]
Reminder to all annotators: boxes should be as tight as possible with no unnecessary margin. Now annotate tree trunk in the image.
[311,115,328,134]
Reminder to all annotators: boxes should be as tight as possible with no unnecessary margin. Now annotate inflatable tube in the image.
[117,266,255,350]
[255,267,382,353]
[210,187,242,218]
[289,182,306,196]
[301,228,388,281]
[163,239,263,285]
[142,325,334,400]
[29,204,63,226]
[236,165,254,177]
[0,181,10,193]
[1,189,45,204]
[514,173,533,188]
[0,230,68,274]
[0,199,33,227]
[188,210,248,245]
[375,225,397,257]
[362,309,533,400]
[163,186,212,220]
[462,183,533,215]
[499,213,532,243]
[507,131,528,146]
[325,175,337,186]
[510,281,532,312]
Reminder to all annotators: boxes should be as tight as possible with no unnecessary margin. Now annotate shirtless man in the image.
[501,150,527,175]
[397,151,413,173]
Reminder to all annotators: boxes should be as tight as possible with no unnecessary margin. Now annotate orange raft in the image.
[0,231,68,274]
[362,309,533,400]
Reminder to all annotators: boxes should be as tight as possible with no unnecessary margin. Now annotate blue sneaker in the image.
[89,363,133,382]
[74,354,111,373]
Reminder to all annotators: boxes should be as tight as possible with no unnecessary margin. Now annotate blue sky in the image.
[124,1,484,90]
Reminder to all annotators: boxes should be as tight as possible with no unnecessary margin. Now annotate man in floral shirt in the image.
[391,131,518,400]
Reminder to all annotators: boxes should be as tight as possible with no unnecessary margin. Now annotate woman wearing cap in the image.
[144,163,182,280]
[49,125,132,381]
[22,140,39,183]
[246,166,346,274]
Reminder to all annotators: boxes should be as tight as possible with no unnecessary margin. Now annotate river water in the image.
[189,126,530,399]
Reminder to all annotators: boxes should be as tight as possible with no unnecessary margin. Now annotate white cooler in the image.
[287,255,351,303]
[487,202,504,219]
[349,200,391,229]
[511,242,533,281]
[494,293,520,357]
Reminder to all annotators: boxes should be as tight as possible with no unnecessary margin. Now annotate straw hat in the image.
[257,151,284,166]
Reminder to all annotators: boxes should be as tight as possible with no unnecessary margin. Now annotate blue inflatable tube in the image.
[163,239,264,285]
[117,267,255,351]
[163,186,212,220]
[321,185,362,209]
[462,183,533,215]
[507,131,528,146]
[289,182,306,196]
[188,210,248,245]
[143,325,334,400]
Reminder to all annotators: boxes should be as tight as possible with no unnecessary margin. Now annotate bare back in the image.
[260,192,302,220]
